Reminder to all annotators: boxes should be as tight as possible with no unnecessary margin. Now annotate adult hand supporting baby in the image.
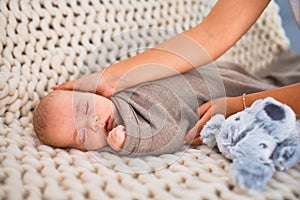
[52,68,116,98]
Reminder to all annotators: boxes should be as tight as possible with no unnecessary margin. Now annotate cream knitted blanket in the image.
[1,0,299,199]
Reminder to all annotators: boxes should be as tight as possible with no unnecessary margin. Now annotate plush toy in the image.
[201,97,300,192]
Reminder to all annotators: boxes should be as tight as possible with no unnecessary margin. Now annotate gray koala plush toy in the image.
[201,97,300,192]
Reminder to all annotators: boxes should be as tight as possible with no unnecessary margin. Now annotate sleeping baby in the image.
[33,62,275,156]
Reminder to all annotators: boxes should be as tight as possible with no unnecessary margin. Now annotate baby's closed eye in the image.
[85,101,89,114]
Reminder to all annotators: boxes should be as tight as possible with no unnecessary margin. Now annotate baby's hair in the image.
[33,92,58,145]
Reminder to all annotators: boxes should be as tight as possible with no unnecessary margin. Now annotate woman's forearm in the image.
[104,0,270,93]
[227,83,300,119]
[186,0,270,60]
[242,83,300,119]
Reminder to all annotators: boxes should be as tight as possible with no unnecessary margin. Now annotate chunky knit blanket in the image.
[1,0,299,199]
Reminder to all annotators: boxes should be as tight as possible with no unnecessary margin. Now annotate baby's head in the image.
[33,90,116,151]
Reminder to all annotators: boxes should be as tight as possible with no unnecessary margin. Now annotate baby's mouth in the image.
[104,115,114,134]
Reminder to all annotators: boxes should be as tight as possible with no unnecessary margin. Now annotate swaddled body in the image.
[105,62,275,156]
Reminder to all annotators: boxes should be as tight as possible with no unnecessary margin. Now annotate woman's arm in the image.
[231,82,300,119]
[54,0,270,97]
[185,82,300,145]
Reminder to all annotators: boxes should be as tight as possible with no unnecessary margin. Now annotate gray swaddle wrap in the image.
[105,62,275,156]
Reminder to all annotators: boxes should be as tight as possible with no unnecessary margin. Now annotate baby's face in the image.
[46,90,116,150]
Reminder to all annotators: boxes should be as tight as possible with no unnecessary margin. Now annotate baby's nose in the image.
[87,115,100,131]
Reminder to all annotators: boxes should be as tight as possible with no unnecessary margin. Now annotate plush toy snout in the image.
[229,157,275,192]
[271,121,300,171]
[272,137,300,170]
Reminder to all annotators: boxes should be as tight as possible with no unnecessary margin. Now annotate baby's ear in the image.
[201,114,225,147]
[229,157,275,192]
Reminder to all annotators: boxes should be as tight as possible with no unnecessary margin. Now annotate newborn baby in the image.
[33,62,275,156]
[33,90,126,152]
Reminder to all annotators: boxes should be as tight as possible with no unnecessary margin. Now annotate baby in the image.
[33,62,275,156]
[33,89,127,152]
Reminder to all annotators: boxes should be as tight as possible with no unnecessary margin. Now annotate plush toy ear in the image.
[201,114,225,147]
[255,97,296,143]
[229,157,275,192]
[271,136,300,171]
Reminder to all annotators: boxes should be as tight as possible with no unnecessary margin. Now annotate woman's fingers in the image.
[184,97,228,146]
[52,80,76,91]
[184,123,199,144]
[51,71,115,97]
[51,72,101,93]
[190,136,203,146]
[184,107,213,145]
[197,101,211,117]
[51,85,59,90]
[184,115,206,144]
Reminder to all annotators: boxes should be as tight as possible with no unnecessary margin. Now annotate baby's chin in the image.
[68,143,88,151]
[77,146,88,151]
[80,143,107,151]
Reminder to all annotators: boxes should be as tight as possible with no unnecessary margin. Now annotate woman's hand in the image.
[184,96,242,146]
[52,69,115,98]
